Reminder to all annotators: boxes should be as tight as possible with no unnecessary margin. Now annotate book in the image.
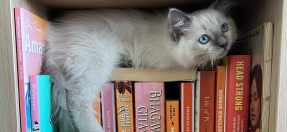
[215,66,226,132]
[101,83,117,132]
[93,93,102,125]
[30,75,52,132]
[109,68,196,82]
[14,7,48,132]
[244,23,273,132]
[179,82,195,132]
[224,55,251,132]
[135,82,165,132]
[195,71,216,132]
[165,100,179,132]
[115,81,135,132]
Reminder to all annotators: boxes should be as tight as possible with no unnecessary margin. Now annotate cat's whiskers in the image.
[192,54,211,79]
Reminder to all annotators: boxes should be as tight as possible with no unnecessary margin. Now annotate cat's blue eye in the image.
[199,35,209,44]
[221,23,228,32]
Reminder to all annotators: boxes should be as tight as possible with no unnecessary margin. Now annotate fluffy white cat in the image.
[41,1,237,132]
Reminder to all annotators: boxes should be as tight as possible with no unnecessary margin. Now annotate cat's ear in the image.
[168,8,191,42]
[209,0,238,15]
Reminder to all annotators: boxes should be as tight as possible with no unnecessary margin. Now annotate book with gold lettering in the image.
[224,55,251,132]
[115,81,135,132]
[135,82,165,132]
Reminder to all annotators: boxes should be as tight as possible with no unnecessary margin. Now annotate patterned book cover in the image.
[101,83,116,132]
[30,75,52,132]
[225,55,251,132]
[115,81,134,132]
[215,66,226,132]
[135,82,165,132]
[93,93,102,125]
[195,71,216,132]
[14,7,48,132]
[179,82,195,132]
[166,100,179,132]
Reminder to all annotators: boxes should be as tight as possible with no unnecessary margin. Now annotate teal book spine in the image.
[30,75,52,132]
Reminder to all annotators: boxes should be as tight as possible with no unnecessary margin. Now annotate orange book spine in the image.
[179,82,195,132]
[115,81,135,132]
[196,71,215,132]
[93,93,102,125]
[166,100,179,132]
[225,55,251,132]
[215,66,226,132]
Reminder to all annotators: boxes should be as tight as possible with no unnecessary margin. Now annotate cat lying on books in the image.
[41,0,237,131]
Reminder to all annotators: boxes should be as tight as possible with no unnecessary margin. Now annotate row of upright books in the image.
[14,7,273,132]
[95,55,252,132]
[14,7,52,132]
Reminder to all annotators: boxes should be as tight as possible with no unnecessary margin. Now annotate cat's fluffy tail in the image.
[41,57,78,132]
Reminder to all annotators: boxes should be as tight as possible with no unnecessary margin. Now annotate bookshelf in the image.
[0,0,286,132]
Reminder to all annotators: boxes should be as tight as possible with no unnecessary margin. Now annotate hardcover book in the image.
[30,75,52,132]
[115,81,135,132]
[224,55,251,132]
[195,71,216,132]
[215,66,226,132]
[165,100,179,132]
[101,83,116,132]
[14,7,48,132]
[135,82,165,132]
[179,82,195,132]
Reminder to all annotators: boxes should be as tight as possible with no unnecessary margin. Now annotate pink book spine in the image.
[101,84,116,132]
[135,82,165,132]
[15,8,27,132]
[30,76,40,131]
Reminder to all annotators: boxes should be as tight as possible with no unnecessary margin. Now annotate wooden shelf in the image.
[109,68,197,82]
[2,0,287,131]
[36,0,255,9]
[36,0,212,9]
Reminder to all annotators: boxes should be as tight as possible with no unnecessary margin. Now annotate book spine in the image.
[196,71,216,132]
[166,100,179,132]
[215,66,226,132]
[115,81,135,132]
[101,83,116,132]
[93,93,102,125]
[30,75,40,132]
[15,8,28,132]
[225,55,251,132]
[180,83,194,132]
[38,75,52,131]
[135,82,165,132]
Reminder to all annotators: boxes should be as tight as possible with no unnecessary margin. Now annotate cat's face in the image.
[168,7,237,68]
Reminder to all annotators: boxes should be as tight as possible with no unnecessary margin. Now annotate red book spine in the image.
[195,71,216,132]
[225,55,251,132]
[180,82,195,132]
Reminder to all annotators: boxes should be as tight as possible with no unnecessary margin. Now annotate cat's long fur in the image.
[41,1,237,132]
